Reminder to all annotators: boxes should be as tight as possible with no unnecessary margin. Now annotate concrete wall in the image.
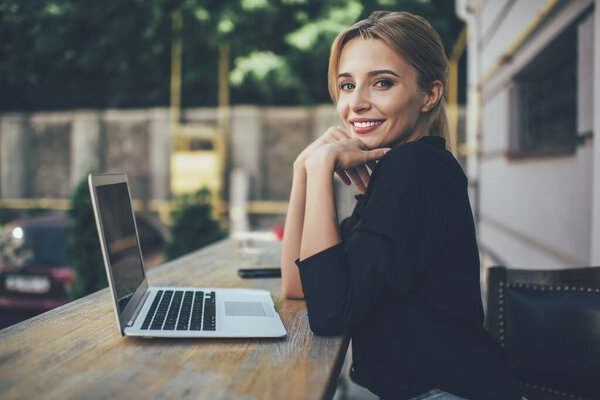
[0,105,340,227]
[460,0,597,267]
[0,114,29,198]
[29,113,72,198]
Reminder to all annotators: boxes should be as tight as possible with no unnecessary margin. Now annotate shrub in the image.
[163,188,226,261]
[67,176,107,300]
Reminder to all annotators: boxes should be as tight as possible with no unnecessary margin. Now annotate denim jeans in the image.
[407,389,528,400]
[407,389,467,400]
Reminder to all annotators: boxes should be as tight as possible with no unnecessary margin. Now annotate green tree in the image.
[67,176,107,300]
[0,0,463,110]
[163,188,226,261]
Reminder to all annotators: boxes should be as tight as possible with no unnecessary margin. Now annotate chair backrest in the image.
[486,266,600,400]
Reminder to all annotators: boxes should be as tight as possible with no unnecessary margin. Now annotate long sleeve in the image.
[296,143,447,336]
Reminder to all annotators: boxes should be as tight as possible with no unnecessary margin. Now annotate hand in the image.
[329,137,390,173]
[307,137,390,194]
[296,127,376,194]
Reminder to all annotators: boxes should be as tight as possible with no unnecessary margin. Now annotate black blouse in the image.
[296,136,521,400]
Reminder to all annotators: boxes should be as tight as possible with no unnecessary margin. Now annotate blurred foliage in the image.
[163,188,226,261]
[0,0,463,110]
[67,175,107,300]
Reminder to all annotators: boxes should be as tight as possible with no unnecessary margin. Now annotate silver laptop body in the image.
[88,173,286,338]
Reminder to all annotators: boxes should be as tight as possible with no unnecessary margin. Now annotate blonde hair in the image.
[328,11,451,151]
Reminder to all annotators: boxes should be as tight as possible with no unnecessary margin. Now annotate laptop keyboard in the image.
[141,290,216,331]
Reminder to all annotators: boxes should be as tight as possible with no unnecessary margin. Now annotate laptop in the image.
[88,173,287,338]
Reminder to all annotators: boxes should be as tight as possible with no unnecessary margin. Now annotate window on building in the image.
[511,25,577,155]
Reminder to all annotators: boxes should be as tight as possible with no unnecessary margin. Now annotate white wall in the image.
[480,88,510,154]
[479,0,550,75]
[469,0,596,267]
[479,147,593,267]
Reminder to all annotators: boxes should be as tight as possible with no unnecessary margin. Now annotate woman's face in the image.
[336,38,425,149]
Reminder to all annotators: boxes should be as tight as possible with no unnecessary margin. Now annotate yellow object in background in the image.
[170,151,219,196]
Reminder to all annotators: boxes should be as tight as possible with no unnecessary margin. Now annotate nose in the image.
[349,85,371,113]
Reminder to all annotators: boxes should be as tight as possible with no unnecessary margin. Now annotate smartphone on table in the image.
[238,267,281,278]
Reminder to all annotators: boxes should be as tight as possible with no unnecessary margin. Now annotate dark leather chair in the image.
[486,266,600,400]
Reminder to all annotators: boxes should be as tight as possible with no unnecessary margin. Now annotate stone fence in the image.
[0,105,340,205]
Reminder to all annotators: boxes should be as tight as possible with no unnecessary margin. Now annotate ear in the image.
[420,80,444,112]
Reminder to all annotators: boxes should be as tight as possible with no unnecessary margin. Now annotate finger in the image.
[366,160,378,172]
[346,168,366,194]
[335,170,351,185]
[355,165,371,189]
[335,126,351,137]
[324,126,349,143]
[364,148,391,164]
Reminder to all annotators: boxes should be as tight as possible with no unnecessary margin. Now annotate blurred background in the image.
[0,0,598,330]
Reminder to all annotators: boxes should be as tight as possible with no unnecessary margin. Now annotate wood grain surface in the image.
[0,239,349,400]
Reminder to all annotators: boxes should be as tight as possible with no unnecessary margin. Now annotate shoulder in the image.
[355,140,446,240]
[363,140,434,210]
[376,137,466,185]
[374,139,442,184]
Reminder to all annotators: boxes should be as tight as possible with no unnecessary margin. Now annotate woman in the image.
[281,11,522,400]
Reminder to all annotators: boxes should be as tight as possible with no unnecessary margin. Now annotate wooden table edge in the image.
[321,332,351,400]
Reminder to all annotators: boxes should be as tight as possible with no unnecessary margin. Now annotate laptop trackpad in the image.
[225,301,267,317]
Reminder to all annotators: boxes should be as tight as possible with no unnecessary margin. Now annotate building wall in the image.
[465,0,597,267]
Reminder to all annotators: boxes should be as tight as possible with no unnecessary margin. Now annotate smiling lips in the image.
[351,119,384,134]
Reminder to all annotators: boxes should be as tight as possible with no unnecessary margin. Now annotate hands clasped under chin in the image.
[296,126,390,194]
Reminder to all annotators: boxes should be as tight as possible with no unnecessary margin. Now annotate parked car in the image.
[0,212,166,329]
[0,214,73,328]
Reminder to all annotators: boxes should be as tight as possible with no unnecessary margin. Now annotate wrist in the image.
[293,156,306,171]
[305,149,335,174]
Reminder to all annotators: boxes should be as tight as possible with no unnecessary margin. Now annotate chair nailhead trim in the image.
[497,280,600,357]
[498,282,505,346]
[523,382,589,400]
[504,281,599,295]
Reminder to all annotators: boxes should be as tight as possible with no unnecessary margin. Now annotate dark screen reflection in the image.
[96,183,145,312]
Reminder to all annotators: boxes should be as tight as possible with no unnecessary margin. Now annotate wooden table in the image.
[0,238,350,400]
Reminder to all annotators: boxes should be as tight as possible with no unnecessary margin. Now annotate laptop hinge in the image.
[127,289,151,327]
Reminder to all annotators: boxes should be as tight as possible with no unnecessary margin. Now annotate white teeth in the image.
[353,121,383,128]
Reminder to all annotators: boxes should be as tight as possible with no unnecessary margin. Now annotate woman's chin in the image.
[352,134,373,146]
[360,137,383,150]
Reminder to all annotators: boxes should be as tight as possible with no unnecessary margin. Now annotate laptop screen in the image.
[95,182,145,312]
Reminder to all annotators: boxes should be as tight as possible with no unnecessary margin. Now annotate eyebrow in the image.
[337,69,400,79]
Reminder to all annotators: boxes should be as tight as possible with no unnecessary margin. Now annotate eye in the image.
[339,82,355,91]
[374,79,393,88]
